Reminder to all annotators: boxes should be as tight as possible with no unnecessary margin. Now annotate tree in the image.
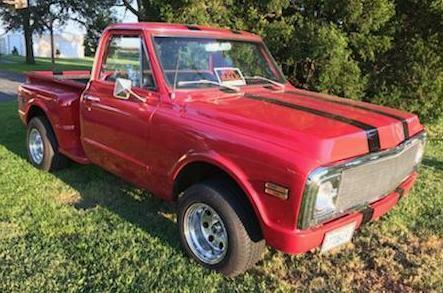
[32,0,70,64]
[0,0,117,64]
[66,0,118,57]
[131,0,441,121]
[83,12,117,57]
[117,0,177,22]
[368,0,443,122]
[145,0,395,99]
[0,0,35,64]
[0,0,70,65]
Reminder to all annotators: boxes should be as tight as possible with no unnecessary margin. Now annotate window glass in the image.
[153,37,284,88]
[101,35,155,89]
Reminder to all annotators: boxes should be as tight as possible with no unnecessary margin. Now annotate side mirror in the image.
[113,78,147,102]
[113,78,132,100]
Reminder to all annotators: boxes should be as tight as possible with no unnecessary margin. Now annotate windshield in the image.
[152,36,285,89]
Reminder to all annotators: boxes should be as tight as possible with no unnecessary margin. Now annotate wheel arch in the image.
[26,104,48,123]
[172,155,266,240]
[26,104,60,149]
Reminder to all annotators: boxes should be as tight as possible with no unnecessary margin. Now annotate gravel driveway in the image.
[0,71,25,102]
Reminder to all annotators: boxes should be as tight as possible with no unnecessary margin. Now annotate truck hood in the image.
[180,87,423,164]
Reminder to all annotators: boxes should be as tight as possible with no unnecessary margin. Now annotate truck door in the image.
[80,32,159,188]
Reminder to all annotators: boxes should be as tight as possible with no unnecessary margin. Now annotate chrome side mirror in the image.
[113,78,146,102]
[113,78,132,100]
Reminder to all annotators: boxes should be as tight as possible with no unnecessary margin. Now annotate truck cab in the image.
[17,23,426,276]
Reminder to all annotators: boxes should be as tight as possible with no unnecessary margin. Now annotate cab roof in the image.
[105,22,262,42]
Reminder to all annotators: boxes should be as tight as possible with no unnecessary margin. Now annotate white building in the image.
[0,30,85,58]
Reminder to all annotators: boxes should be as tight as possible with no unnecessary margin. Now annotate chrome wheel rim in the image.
[183,203,228,265]
[29,128,44,164]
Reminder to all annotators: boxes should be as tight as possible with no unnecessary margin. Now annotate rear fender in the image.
[20,91,88,164]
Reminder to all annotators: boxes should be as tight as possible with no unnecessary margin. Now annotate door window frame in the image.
[93,30,158,92]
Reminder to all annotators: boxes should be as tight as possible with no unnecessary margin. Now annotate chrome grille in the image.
[298,132,426,229]
[336,140,420,212]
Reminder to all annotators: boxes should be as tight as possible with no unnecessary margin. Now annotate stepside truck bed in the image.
[18,70,91,163]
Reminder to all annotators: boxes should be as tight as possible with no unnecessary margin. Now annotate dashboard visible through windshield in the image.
[152,36,285,89]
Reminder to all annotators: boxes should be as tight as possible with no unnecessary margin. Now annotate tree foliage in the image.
[82,12,117,57]
[0,0,117,62]
[368,0,443,122]
[0,0,78,64]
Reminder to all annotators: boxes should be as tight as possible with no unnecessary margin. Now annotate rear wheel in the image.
[177,179,265,277]
[26,116,68,171]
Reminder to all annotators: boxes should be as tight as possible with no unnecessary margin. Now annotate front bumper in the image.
[264,172,418,254]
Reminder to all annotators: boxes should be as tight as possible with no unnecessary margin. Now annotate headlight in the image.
[314,178,340,217]
[298,170,342,229]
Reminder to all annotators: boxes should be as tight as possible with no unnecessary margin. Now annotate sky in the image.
[0,5,138,36]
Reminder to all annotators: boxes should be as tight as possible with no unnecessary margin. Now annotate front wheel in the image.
[177,179,265,277]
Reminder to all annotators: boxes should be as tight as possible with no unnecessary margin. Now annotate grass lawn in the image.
[0,55,93,73]
[0,100,442,291]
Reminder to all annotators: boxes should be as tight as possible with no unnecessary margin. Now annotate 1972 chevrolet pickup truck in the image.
[18,23,426,276]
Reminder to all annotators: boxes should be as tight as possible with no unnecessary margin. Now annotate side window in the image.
[100,35,155,90]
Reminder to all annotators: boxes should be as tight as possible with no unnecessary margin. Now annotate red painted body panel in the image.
[18,71,89,163]
[17,22,424,255]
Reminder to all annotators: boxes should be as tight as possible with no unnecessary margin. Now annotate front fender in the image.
[171,151,269,230]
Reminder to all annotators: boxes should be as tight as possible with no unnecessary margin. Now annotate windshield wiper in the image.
[244,76,285,89]
[178,80,240,92]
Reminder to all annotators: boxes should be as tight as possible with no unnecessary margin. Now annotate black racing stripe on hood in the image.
[244,94,381,153]
[285,90,409,140]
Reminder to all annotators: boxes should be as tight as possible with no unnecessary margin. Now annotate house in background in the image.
[0,30,84,58]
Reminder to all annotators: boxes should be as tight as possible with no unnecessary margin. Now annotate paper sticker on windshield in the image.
[214,67,246,87]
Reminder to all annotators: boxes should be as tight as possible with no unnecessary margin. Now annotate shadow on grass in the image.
[0,102,181,254]
[422,157,443,172]
[61,164,180,249]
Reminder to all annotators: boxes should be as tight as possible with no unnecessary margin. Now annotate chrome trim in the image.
[265,182,289,199]
[29,128,44,164]
[298,131,427,229]
[83,95,101,102]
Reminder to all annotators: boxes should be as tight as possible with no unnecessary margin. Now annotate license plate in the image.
[321,222,356,252]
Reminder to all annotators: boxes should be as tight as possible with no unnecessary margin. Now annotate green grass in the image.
[0,100,442,291]
[0,55,93,73]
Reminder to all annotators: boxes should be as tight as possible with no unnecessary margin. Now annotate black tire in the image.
[177,179,265,277]
[26,116,68,171]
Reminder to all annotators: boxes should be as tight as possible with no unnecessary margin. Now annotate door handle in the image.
[83,95,101,102]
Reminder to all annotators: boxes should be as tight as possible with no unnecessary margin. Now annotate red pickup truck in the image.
[18,23,426,276]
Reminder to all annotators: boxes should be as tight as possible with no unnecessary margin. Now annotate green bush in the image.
[367,0,443,122]
[369,37,443,122]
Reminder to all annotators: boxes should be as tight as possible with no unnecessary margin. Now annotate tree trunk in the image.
[23,6,35,64]
[136,0,143,21]
[49,22,55,65]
